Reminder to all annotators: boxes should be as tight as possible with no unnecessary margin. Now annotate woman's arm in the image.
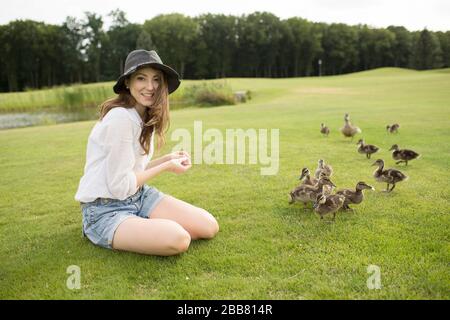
[136,155,192,188]
[145,154,171,170]
[136,161,170,188]
[145,151,190,170]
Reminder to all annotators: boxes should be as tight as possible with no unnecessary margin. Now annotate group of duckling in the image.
[354,139,419,167]
[322,115,401,139]
[321,113,362,140]
[289,159,375,221]
[322,113,420,168]
[289,114,421,221]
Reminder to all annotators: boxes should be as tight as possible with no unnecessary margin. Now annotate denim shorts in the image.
[80,185,165,249]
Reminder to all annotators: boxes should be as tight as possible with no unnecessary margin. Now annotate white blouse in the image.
[75,107,154,202]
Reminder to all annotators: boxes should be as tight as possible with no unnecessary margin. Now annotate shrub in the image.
[183,82,236,107]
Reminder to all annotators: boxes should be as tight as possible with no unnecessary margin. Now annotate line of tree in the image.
[0,10,449,92]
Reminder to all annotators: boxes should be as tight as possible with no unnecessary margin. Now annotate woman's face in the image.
[126,67,162,107]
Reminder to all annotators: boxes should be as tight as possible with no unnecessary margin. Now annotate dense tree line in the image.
[0,10,449,92]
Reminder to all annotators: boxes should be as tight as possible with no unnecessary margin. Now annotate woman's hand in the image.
[137,152,191,187]
[166,150,191,162]
[166,155,192,175]
[145,151,191,171]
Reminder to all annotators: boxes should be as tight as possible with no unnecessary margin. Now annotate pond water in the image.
[0,102,192,130]
[0,108,99,130]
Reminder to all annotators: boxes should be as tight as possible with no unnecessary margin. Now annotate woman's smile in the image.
[141,92,154,100]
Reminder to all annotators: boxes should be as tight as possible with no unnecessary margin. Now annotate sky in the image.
[1,0,449,32]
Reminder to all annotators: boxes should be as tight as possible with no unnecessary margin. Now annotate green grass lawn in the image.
[0,68,449,299]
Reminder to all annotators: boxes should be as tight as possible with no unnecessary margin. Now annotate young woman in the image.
[75,49,219,256]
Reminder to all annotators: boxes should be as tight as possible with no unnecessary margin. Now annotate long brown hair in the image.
[99,70,170,155]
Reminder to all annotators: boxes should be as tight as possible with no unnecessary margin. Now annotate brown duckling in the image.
[341,113,361,140]
[320,123,330,136]
[313,193,346,221]
[336,181,374,210]
[289,176,336,209]
[386,124,400,133]
[389,144,420,166]
[372,159,408,192]
[298,168,318,186]
[356,139,379,159]
[317,171,334,195]
[314,159,333,178]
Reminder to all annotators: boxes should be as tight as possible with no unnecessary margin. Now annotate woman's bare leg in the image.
[112,217,191,256]
[149,195,219,240]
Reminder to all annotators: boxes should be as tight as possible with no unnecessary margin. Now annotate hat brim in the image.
[113,62,181,95]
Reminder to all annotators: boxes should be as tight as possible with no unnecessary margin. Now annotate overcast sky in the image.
[1,0,449,32]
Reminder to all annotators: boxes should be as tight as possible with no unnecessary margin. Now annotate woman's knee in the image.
[199,210,220,239]
[167,227,191,255]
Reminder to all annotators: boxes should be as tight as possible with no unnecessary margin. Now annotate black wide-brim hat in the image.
[113,49,181,94]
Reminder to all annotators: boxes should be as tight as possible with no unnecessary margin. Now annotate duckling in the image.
[356,139,379,159]
[386,123,400,133]
[341,113,361,140]
[389,144,420,166]
[298,167,318,186]
[313,193,346,221]
[318,171,334,195]
[314,159,333,178]
[372,159,408,192]
[289,176,336,209]
[336,181,374,210]
[320,123,330,136]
